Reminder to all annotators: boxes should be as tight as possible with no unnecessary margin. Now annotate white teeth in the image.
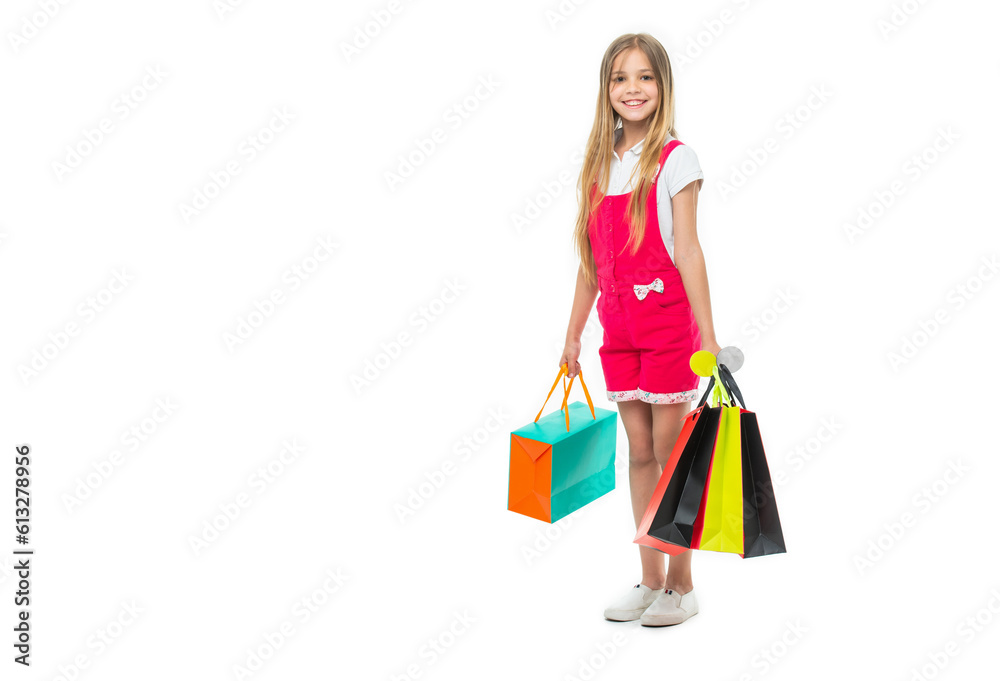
[624,100,645,105]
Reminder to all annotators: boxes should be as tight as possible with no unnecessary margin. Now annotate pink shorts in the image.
[596,270,702,404]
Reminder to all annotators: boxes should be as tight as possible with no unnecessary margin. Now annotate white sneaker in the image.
[639,588,699,627]
[604,583,665,621]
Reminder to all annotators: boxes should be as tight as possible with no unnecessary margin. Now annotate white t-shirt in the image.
[607,126,705,263]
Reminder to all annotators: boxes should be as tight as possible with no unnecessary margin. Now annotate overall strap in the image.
[652,139,684,185]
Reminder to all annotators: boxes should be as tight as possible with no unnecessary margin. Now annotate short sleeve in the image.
[662,143,704,198]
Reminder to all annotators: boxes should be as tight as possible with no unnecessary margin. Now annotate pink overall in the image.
[587,140,702,404]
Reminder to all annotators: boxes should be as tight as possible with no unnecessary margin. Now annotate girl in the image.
[558,33,721,627]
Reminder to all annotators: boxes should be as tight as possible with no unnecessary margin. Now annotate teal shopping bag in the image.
[508,364,617,523]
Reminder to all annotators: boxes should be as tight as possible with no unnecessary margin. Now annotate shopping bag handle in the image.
[697,365,730,408]
[696,363,746,409]
[718,363,745,408]
[535,363,597,431]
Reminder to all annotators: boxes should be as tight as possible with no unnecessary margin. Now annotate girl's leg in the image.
[616,399,667,590]
[651,401,695,593]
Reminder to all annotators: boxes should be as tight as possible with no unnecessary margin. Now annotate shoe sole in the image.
[604,606,651,621]
[640,609,698,627]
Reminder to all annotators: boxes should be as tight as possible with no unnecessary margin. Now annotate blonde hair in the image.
[573,33,679,287]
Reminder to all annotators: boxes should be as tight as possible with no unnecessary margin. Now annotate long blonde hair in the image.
[573,33,679,287]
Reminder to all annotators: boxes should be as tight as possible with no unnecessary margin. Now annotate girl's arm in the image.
[672,182,722,357]
[560,264,599,378]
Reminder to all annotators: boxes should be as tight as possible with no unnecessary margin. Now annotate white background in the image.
[2,0,998,679]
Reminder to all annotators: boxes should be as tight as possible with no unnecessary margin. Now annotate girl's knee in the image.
[652,448,674,469]
[628,446,656,466]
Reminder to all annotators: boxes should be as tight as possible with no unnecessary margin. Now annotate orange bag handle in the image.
[534,363,597,431]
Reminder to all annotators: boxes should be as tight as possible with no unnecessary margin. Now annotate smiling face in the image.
[608,47,659,127]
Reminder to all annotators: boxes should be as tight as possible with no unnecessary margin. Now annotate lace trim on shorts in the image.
[606,388,700,404]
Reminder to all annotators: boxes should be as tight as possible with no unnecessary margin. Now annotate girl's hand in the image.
[700,338,722,357]
[559,340,582,378]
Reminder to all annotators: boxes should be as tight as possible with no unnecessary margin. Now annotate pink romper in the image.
[587,140,702,404]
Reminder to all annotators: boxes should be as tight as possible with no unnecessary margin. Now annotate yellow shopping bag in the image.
[695,368,744,554]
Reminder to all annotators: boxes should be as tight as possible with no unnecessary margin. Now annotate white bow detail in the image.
[633,277,664,301]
